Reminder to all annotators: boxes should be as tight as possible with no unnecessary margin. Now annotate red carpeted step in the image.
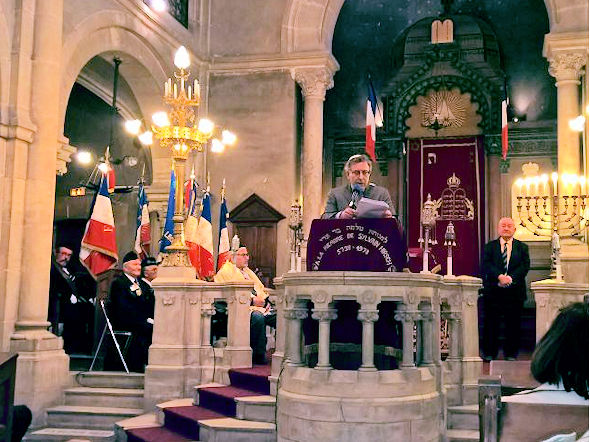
[163,405,227,440]
[198,385,264,417]
[228,365,271,395]
[126,426,194,442]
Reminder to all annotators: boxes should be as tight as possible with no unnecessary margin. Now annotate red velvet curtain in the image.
[407,137,485,276]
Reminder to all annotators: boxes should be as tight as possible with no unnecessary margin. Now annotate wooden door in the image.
[230,194,285,288]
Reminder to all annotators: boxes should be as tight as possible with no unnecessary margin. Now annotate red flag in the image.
[501,99,508,160]
[80,176,118,276]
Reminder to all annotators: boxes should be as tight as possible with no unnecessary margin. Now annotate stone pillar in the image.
[395,305,416,368]
[224,285,255,368]
[201,303,216,347]
[547,52,586,176]
[311,308,337,370]
[419,303,434,366]
[357,309,379,371]
[284,305,308,367]
[270,279,285,395]
[293,68,334,237]
[9,0,69,424]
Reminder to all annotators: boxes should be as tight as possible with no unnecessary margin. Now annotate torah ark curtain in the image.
[407,137,485,277]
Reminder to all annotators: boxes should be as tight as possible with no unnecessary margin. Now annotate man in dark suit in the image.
[322,153,394,219]
[105,251,154,372]
[48,244,94,354]
[481,217,530,361]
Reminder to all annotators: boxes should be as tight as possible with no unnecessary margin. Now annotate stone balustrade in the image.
[144,280,255,410]
[271,272,482,441]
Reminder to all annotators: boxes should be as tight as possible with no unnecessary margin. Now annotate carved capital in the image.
[441,310,462,321]
[394,310,420,323]
[311,308,338,322]
[293,67,334,99]
[311,291,329,305]
[548,52,586,83]
[357,309,379,323]
[284,308,308,321]
[162,295,175,306]
[56,138,76,176]
[188,295,200,305]
[201,307,216,317]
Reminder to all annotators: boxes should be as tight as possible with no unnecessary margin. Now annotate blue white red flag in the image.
[191,192,215,279]
[159,168,176,253]
[365,80,378,162]
[217,195,230,270]
[80,175,118,276]
[134,182,151,259]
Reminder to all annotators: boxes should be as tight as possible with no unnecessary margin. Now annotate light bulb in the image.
[211,139,225,153]
[221,130,237,146]
[198,118,214,134]
[150,0,167,12]
[138,131,153,145]
[98,162,109,174]
[125,119,142,135]
[569,115,585,132]
[76,151,93,165]
[174,46,190,69]
[152,111,170,127]
[540,174,548,182]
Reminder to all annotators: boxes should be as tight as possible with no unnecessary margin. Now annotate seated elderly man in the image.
[214,246,275,365]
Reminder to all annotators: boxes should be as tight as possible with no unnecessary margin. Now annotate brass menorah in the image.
[515,173,589,238]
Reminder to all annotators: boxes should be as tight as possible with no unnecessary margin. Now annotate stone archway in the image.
[59,10,184,191]
[281,0,345,53]
[544,0,588,32]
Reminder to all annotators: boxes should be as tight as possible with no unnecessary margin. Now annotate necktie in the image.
[502,243,508,273]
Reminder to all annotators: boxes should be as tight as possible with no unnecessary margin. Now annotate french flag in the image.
[365,80,378,162]
[134,182,150,259]
[501,99,509,160]
[185,184,200,275]
[184,171,197,212]
[217,195,230,270]
[80,175,118,276]
[190,192,215,279]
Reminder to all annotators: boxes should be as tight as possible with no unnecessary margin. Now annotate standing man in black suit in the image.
[481,217,530,361]
[105,251,154,372]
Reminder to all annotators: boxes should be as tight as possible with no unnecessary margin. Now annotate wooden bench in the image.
[479,376,589,442]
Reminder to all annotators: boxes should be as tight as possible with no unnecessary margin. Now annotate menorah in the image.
[514,172,588,238]
[514,172,588,280]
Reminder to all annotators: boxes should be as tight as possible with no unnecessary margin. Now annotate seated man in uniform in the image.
[322,153,394,219]
[105,251,154,373]
[214,246,275,365]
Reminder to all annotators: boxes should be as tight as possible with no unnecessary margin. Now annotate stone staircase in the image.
[25,372,145,441]
[118,365,275,441]
[446,404,479,442]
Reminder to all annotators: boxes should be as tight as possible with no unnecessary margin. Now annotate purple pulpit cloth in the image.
[306,218,407,272]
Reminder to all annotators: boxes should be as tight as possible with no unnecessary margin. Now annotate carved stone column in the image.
[442,310,462,361]
[9,0,69,424]
[293,68,334,237]
[284,306,308,367]
[395,305,417,368]
[200,302,216,347]
[418,303,435,366]
[357,309,379,371]
[311,308,337,370]
[546,51,587,176]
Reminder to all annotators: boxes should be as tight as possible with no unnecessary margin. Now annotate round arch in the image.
[544,0,588,33]
[281,0,345,53]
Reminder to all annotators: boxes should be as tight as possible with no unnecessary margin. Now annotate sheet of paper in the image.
[356,197,389,218]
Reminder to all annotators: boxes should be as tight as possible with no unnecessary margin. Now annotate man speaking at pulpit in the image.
[322,153,394,219]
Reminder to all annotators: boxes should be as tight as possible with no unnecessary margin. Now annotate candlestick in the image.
[551,172,558,196]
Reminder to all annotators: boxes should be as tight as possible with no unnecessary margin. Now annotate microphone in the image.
[349,183,364,209]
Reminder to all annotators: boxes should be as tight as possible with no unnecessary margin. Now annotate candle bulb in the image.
[188,85,192,100]
[551,172,558,196]
[194,79,200,100]
[173,83,177,98]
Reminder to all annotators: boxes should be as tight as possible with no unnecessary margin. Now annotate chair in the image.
[89,300,132,373]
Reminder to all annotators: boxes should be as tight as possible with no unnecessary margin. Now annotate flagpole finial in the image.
[190,166,196,181]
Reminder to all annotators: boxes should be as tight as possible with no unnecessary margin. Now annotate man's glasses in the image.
[350,170,370,176]
[237,253,249,256]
